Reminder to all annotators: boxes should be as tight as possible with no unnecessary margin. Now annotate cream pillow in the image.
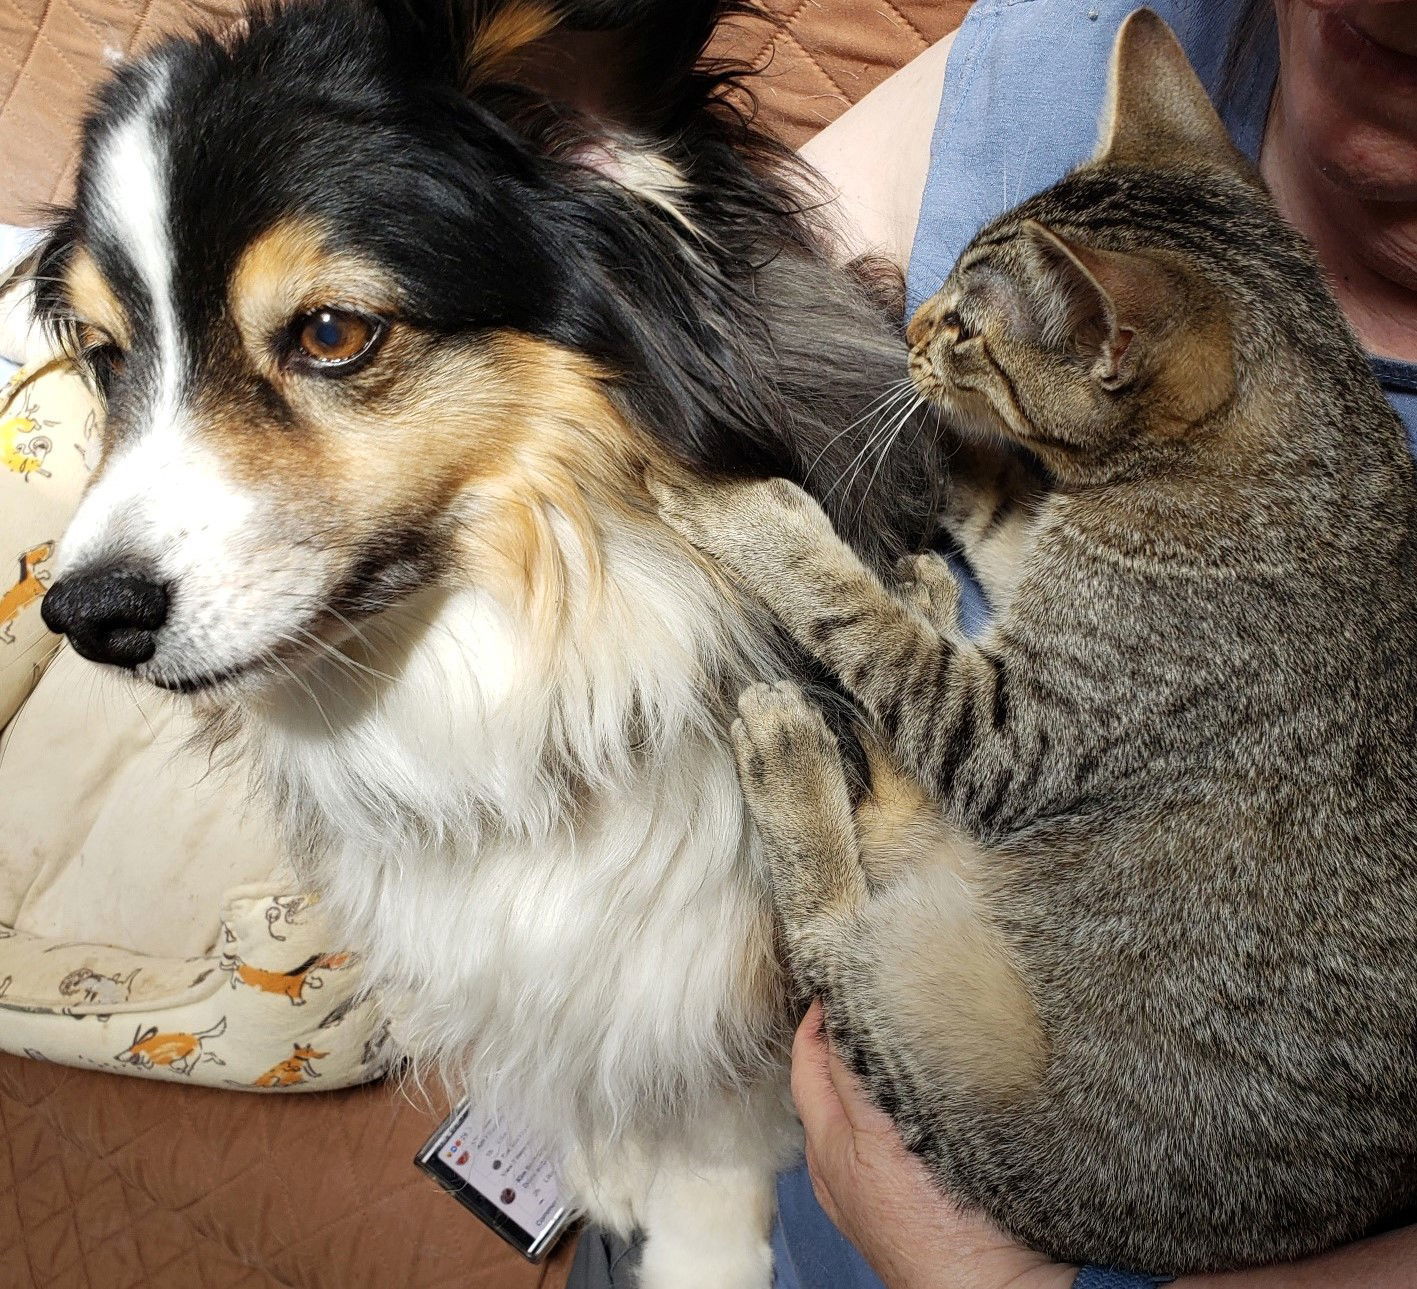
[0,280,390,1091]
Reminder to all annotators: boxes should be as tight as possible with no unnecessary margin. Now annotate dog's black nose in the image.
[42,567,169,668]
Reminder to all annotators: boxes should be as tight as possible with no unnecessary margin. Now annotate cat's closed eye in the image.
[939,311,973,345]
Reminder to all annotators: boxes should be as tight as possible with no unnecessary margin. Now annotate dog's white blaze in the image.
[100,70,183,435]
[56,65,312,684]
[61,421,250,560]
[60,67,193,581]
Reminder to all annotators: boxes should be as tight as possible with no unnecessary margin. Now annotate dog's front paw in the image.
[640,1239,773,1289]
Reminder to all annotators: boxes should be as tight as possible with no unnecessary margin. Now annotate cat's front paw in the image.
[646,467,730,557]
[731,681,843,808]
[648,470,832,571]
[895,551,961,634]
[732,682,862,943]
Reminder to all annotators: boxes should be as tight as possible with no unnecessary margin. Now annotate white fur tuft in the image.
[577,137,709,243]
[243,500,800,1281]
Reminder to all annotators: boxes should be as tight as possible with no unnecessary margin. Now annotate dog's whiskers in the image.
[291,622,396,687]
[265,647,338,737]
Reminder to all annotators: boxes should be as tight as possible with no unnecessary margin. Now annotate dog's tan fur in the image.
[219,218,715,647]
[65,249,131,350]
[466,0,560,89]
[229,218,401,360]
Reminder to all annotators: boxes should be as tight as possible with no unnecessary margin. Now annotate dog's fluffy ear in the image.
[371,0,731,128]
[370,0,559,93]
[558,0,727,122]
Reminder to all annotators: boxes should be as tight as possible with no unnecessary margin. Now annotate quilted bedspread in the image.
[0,1052,576,1289]
[723,0,970,145]
[0,0,970,224]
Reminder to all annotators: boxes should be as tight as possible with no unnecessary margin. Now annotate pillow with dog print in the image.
[0,353,88,727]
[0,645,395,1090]
[0,877,392,1091]
[0,288,392,1091]
[0,643,394,1090]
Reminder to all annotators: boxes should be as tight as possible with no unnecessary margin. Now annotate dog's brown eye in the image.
[80,335,125,396]
[293,309,383,372]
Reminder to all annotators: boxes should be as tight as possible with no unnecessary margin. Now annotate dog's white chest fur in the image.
[239,513,796,1248]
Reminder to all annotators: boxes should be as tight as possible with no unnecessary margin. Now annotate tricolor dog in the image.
[34,1,942,1282]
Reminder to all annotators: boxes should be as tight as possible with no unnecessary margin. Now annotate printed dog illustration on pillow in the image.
[0,542,54,644]
[253,1042,328,1087]
[117,1016,226,1075]
[59,965,140,1006]
[0,386,57,481]
[220,951,350,1004]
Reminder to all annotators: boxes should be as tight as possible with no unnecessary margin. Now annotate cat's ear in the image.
[1096,8,1250,176]
[1022,221,1171,389]
[1020,222,1122,383]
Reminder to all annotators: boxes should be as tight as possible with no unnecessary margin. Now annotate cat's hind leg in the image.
[733,681,1049,1124]
[730,681,867,989]
[829,850,1050,1119]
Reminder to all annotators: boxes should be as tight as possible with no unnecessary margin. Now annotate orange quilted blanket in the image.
[0,0,969,223]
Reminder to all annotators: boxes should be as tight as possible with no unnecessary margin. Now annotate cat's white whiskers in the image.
[804,379,915,485]
[856,394,926,523]
[824,385,918,503]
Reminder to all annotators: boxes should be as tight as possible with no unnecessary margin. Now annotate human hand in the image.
[792,999,1075,1289]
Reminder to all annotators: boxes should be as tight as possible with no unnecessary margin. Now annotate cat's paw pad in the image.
[731,681,839,796]
[895,552,961,631]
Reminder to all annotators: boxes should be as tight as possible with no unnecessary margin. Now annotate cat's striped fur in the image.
[654,10,1417,1276]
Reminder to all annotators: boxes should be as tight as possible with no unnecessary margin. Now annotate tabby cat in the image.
[653,9,1417,1276]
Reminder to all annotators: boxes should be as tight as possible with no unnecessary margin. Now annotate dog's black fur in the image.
[37,0,942,568]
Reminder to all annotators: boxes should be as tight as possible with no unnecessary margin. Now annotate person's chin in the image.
[1277,0,1417,201]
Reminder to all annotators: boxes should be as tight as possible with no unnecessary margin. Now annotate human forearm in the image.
[799,33,955,268]
[1174,1226,1417,1289]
